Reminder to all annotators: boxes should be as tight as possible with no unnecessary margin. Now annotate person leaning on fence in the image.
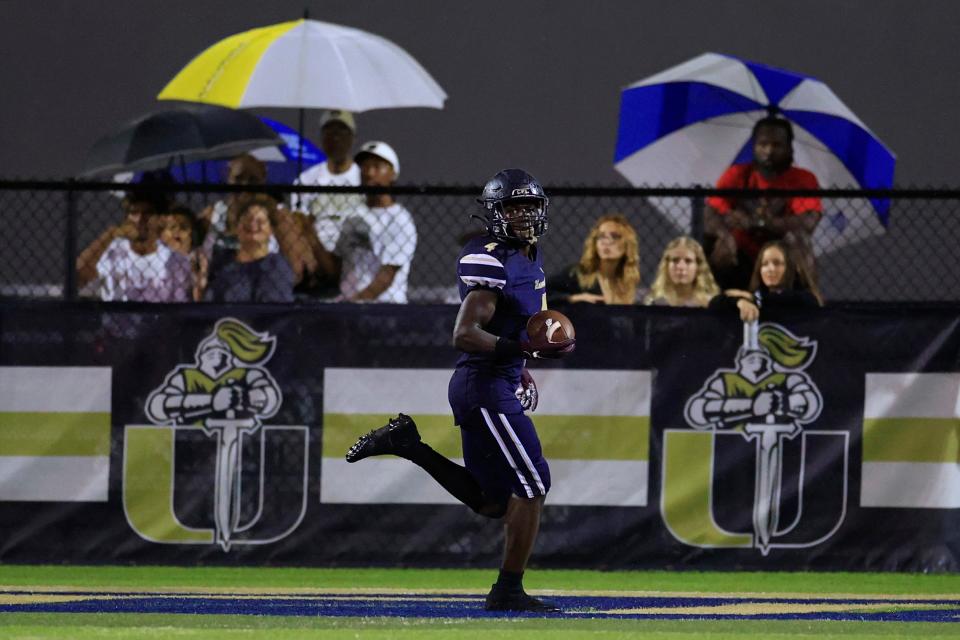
[308,141,417,303]
[197,195,295,303]
[547,213,643,305]
[703,116,822,291]
[709,240,823,322]
[76,172,172,291]
[644,236,719,307]
[82,187,192,302]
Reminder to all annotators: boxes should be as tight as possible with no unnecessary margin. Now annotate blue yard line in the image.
[1,592,958,623]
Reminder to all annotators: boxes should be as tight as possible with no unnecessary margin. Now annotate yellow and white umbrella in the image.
[158,19,447,112]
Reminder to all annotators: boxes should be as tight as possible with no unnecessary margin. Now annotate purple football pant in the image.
[459,407,551,504]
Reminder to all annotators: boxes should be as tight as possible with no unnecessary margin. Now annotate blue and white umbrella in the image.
[614,52,896,253]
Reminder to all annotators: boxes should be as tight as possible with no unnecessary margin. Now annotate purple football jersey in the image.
[449,234,546,419]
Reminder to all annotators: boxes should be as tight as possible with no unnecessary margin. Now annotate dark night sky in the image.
[2,0,956,186]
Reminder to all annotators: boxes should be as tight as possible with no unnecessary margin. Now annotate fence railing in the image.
[1,181,958,303]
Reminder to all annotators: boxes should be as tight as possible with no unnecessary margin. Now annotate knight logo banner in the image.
[0,302,957,571]
[661,322,847,555]
[122,318,308,552]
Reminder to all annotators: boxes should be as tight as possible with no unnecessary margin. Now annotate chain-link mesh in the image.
[1,182,958,303]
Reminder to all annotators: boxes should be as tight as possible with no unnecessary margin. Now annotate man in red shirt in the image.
[703,117,822,291]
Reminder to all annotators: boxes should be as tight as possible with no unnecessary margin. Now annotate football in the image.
[526,310,575,344]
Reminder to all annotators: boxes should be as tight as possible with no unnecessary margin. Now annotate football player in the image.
[346,169,574,612]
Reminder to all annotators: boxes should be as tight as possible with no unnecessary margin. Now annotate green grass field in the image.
[1,566,958,639]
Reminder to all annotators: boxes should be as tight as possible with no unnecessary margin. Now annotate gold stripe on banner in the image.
[661,430,752,547]
[862,418,960,463]
[123,427,214,543]
[322,414,649,461]
[0,413,111,456]
[540,415,649,461]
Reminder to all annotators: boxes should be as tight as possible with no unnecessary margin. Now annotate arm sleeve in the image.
[761,289,820,309]
[375,209,417,268]
[95,246,110,279]
[96,240,123,301]
[708,293,741,312]
[705,165,745,213]
[458,252,507,292]
[788,169,823,214]
[169,254,192,302]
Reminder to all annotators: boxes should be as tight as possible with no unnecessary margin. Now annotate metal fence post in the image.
[690,192,704,241]
[64,182,78,301]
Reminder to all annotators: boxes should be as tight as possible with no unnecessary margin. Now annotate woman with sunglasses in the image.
[548,214,643,305]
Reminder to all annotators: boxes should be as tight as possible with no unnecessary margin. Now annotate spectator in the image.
[312,141,417,303]
[709,240,823,322]
[548,214,642,305]
[198,195,295,303]
[645,236,719,307]
[76,173,173,290]
[295,110,362,252]
[703,116,822,290]
[89,193,192,302]
[199,154,315,283]
[198,153,267,249]
[158,204,199,256]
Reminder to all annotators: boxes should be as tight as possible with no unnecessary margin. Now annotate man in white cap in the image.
[295,110,362,255]
[313,141,417,303]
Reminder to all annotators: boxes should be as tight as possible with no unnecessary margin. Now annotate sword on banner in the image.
[740,320,800,555]
[204,411,259,551]
[744,420,799,554]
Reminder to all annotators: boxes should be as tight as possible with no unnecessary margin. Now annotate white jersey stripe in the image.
[498,412,547,495]
[480,408,533,498]
[460,275,506,289]
[459,253,504,268]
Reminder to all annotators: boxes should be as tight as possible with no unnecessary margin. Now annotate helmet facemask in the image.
[489,197,548,244]
[478,169,549,245]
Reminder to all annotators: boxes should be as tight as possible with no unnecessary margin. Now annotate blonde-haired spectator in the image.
[548,214,643,305]
[645,236,719,307]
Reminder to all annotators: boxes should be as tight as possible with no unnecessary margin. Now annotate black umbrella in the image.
[80,103,283,178]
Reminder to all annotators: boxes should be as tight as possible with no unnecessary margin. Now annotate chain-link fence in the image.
[1,181,958,303]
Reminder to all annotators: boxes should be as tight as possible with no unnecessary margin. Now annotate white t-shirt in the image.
[335,203,417,304]
[295,162,363,251]
[96,238,192,302]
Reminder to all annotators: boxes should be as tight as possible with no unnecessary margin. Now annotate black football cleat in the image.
[484,588,561,613]
[345,413,421,463]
